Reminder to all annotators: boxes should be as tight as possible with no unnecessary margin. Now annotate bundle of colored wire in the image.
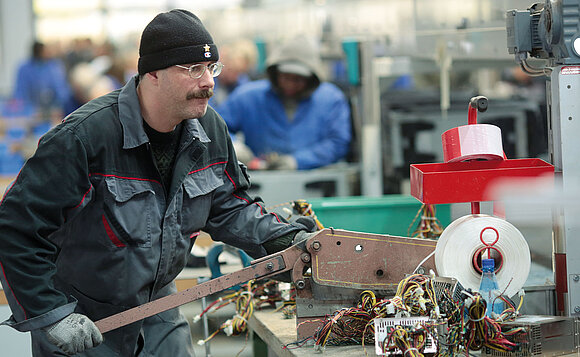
[252,279,283,309]
[292,199,324,230]
[313,306,374,349]
[407,204,444,239]
[437,286,462,323]
[196,279,282,346]
[312,292,381,350]
[466,294,487,350]
[270,199,324,230]
[464,293,520,353]
[228,290,254,336]
[310,279,441,352]
[494,290,524,323]
[197,283,254,345]
[394,274,439,316]
[192,291,240,323]
[313,290,404,351]
[279,303,296,319]
[383,325,426,357]
[483,318,519,353]
[437,323,464,357]
[294,275,525,355]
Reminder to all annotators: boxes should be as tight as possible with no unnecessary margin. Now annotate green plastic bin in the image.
[307,195,451,237]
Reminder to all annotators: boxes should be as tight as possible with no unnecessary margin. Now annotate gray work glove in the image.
[263,230,318,255]
[292,230,318,248]
[41,313,103,356]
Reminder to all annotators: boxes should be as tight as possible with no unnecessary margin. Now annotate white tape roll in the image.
[442,124,504,162]
[435,214,530,297]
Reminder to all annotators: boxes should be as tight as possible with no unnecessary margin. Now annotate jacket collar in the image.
[118,75,211,150]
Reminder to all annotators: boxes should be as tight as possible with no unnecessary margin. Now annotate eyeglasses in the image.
[174,62,224,79]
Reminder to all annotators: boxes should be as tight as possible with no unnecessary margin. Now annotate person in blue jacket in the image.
[217,36,352,170]
[12,41,74,117]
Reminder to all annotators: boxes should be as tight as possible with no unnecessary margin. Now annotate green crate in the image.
[306,195,451,237]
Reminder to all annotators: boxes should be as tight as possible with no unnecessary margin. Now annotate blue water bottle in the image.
[479,258,504,318]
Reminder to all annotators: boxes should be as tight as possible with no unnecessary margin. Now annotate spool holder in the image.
[410,96,554,273]
[410,96,554,208]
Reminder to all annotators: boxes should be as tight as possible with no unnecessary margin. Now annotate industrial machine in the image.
[506,0,580,318]
[94,228,439,336]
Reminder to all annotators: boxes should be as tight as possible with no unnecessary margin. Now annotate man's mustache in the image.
[186,89,213,100]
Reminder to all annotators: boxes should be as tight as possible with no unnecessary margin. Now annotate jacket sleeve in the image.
[215,92,242,134]
[0,126,91,331]
[203,129,315,258]
[293,84,352,169]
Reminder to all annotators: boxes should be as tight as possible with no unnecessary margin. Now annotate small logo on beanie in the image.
[203,44,211,58]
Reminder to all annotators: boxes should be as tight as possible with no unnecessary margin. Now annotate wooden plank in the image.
[248,310,371,356]
[175,278,198,292]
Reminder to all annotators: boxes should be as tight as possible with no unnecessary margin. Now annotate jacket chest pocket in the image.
[102,176,159,248]
[180,164,224,235]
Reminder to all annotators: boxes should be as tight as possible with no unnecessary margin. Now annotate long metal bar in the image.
[202,296,211,357]
[94,245,304,333]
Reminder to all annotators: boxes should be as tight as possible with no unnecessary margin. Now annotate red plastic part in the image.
[410,158,554,204]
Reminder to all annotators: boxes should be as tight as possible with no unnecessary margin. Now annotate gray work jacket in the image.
[0,76,310,353]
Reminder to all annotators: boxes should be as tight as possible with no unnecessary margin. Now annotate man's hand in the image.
[291,230,318,248]
[232,139,255,165]
[265,153,297,170]
[41,313,103,356]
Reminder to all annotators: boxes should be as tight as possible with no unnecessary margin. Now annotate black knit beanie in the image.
[138,9,219,75]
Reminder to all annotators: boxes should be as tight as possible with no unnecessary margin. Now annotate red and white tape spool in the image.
[442,124,504,163]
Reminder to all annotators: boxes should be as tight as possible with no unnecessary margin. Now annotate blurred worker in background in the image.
[11,41,74,119]
[68,41,129,109]
[218,35,352,170]
[210,38,258,108]
[0,9,316,356]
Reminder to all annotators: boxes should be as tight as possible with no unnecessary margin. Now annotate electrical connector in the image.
[418,297,427,312]
[433,305,441,318]
[464,297,474,308]
[395,310,410,318]
[222,319,234,336]
[313,344,325,354]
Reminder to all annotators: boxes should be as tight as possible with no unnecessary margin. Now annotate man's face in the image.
[277,72,309,98]
[159,62,215,121]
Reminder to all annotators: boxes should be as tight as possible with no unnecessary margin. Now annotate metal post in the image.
[201,295,211,357]
[549,65,580,317]
[359,39,383,196]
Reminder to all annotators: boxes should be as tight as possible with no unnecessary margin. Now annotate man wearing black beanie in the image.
[0,9,317,356]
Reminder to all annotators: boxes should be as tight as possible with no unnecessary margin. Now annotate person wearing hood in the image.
[217,36,352,170]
